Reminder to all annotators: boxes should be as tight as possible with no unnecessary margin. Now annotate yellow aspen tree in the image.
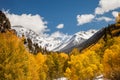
[0,32,39,80]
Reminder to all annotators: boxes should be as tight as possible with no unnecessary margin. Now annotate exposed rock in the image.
[0,11,11,33]
[116,13,120,23]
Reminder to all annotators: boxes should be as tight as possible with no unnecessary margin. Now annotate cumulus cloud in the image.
[50,31,70,38]
[4,11,48,33]
[77,14,95,25]
[49,31,71,40]
[56,24,64,29]
[96,16,113,22]
[77,0,120,25]
[95,0,120,14]
[50,31,65,38]
[112,11,119,18]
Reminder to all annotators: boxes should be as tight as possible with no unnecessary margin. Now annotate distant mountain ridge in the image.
[53,29,97,52]
[12,26,97,52]
[60,24,120,53]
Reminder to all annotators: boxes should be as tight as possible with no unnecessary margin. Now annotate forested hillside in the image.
[0,29,120,80]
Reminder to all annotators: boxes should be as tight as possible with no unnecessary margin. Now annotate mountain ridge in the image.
[60,24,120,53]
[12,25,97,52]
[11,23,120,53]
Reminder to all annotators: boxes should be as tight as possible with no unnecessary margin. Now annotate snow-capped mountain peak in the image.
[54,29,97,52]
[12,26,97,52]
[75,29,97,39]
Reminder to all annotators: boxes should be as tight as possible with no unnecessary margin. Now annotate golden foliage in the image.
[103,37,120,79]
[0,32,39,80]
[65,50,103,80]
[35,53,47,80]
[0,31,120,80]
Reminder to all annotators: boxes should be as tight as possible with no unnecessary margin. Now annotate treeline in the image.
[0,31,120,80]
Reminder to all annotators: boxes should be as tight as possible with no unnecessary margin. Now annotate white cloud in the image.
[95,0,120,14]
[50,31,64,38]
[77,0,120,25]
[49,31,71,40]
[96,16,113,22]
[112,11,119,18]
[4,11,48,33]
[77,14,95,25]
[56,24,64,29]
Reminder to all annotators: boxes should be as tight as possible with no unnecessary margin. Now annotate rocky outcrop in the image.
[116,13,120,24]
[0,11,11,33]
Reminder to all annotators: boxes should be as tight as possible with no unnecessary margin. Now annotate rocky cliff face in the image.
[0,11,11,33]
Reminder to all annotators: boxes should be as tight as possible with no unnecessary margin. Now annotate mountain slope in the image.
[12,26,70,51]
[54,30,97,51]
[60,24,120,53]
[12,26,96,52]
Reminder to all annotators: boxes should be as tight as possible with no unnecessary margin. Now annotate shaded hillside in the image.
[61,24,120,53]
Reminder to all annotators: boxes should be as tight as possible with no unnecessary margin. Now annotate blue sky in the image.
[0,0,120,35]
